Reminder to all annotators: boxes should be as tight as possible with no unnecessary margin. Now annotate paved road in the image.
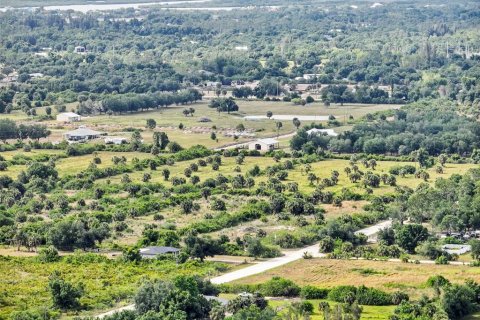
[94,219,393,318]
[355,219,392,243]
[210,243,323,285]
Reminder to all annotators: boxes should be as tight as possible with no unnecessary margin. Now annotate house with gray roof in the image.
[139,246,180,259]
[63,126,104,141]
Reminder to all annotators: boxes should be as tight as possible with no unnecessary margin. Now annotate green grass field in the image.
[4,101,400,149]
[268,298,395,320]
[0,254,227,318]
[219,293,395,320]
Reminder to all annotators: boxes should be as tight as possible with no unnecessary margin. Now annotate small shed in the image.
[139,246,180,259]
[64,126,103,141]
[57,112,81,123]
[74,46,86,54]
[248,138,279,152]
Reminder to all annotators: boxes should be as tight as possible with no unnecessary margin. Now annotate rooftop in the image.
[255,138,279,145]
[139,246,180,255]
[307,128,338,137]
[58,112,80,117]
[65,126,103,137]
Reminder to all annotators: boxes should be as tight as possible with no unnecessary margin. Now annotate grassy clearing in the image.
[95,156,478,195]
[218,293,394,320]
[233,258,480,299]
[93,156,476,245]
[7,101,399,148]
[0,254,227,318]
[268,299,395,320]
[1,151,154,178]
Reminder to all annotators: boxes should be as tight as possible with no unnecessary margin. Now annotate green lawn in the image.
[268,299,395,320]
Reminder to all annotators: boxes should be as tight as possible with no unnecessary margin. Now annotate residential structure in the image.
[63,126,103,141]
[248,138,279,152]
[104,137,128,145]
[307,128,338,137]
[139,246,180,259]
[57,112,81,123]
[74,46,86,54]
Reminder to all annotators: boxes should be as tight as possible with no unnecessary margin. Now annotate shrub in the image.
[211,198,226,211]
[327,286,357,303]
[48,271,84,309]
[391,291,409,305]
[356,285,392,306]
[38,246,60,263]
[297,300,314,314]
[0,161,8,171]
[300,286,329,299]
[435,256,449,265]
[261,276,301,297]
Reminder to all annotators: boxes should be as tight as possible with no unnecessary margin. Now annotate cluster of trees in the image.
[0,119,50,143]
[80,89,202,115]
[1,0,477,117]
[393,276,480,319]
[208,97,239,114]
[0,88,15,113]
[320,85,403,105]
[291,100,480,156]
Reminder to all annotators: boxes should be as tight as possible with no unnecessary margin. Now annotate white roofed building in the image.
[248,138,279,152]
[57,112,81,123]
[105,137,128,145]
[307,128,338,137]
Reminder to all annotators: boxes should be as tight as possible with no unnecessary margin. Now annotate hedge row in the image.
[219,278,407,306]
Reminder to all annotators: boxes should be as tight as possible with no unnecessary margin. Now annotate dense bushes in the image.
[261,277,301,297]
[300,285,329,299]
[222,279,401,306]
[291,100,480,156]
[182,200,270,234]
[327,285,393,306]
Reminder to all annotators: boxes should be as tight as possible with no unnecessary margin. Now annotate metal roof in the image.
[58,112,80,117]
[139,246,180,255]
[65,127,102,137]
[255,138,279,145]
[307,128,338,137]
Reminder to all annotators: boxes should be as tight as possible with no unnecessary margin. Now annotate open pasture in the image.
[232,258,480,299]
[2,101,400,149]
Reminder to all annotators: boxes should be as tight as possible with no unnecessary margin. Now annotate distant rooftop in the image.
[140,246,180,255]
[256,138,279,145]
[58,112,80,117]
[65,126,102,137]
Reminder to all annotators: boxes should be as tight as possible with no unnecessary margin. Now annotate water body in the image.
[0,0,213,12]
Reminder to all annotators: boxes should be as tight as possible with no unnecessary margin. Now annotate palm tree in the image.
[292,117,301,130]
[276,121,283,137]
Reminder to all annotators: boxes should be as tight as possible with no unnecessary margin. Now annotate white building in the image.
[74,46,86,54]
[57,112,81,123]
[441,244,471,255]
[307,128,338,137]
[139,246,180,259]
[248,138,279,152]
[105,137,128,145]
[303,74,322,80]
[64,126,103,141]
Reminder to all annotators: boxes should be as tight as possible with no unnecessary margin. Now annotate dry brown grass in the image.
[234,258,480,298]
